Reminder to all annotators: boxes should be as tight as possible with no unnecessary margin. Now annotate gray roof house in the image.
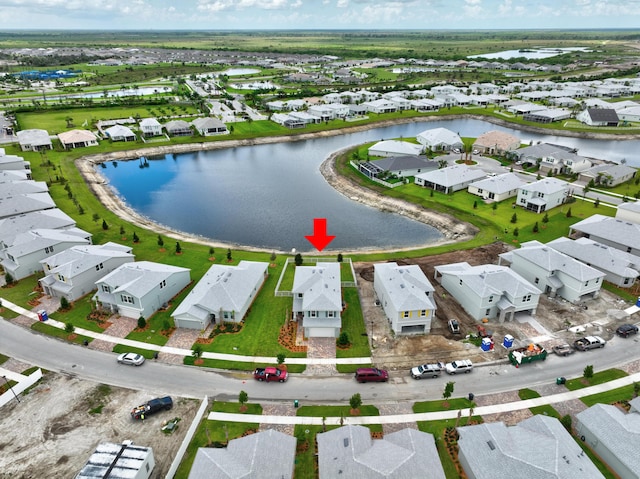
[104,124,136,142]
[467,172,528,202]
[538,149,592,175]
[416,127,463,152]
[415,164,488,194]
[570,214,640,256]
[458,415,605,479]
[547,236,640,288]
[0,228,92,281]
[292,262,342,338]
[39,242,133,302]
[164,120,193,137]
[0,208,76,247]
[76,441,155,479]
[357,156,438,179]
[139,118,163,137]
[577,164,637,187]
[188,429,296,479]
[576,403,640,479]
[0,180,48,198]
[515,177,571,214]
[577,108,619,126]
[93,261,191,319]
[172,260,269,330]
[434,262,542,322]
[16,129,52,151]
[499,240,605,303]
[368,140,423,157]
[0,191,56,220]
[616,200,640,224]
[0,154,31,173]
[192,117,228,136]
[317,425,446,479]
[0,169,31,182]
[373,262,437,335]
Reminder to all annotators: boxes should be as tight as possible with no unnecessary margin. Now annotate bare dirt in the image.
[355,242,633,370]
[0,371,200,479]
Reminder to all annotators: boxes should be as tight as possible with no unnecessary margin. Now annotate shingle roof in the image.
[96,261,189,298]
[40,243,134,279]
[374,262,435,311]
[415,164,487,188]
[292,262,342,311]
[416,127,462,146]
[571,214,640,251]
[16,129,51,146]
[586,108,619,122]
[519,177,570,195]
[369,155,435,172]
[369,140,423,156]
[469,172,528,194]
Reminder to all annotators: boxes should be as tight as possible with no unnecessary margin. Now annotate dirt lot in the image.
[356,242,634,370]
[0,368,200,479]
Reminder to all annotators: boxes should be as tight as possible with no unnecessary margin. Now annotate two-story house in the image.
[515,177,571,213]
[139,118,163,137]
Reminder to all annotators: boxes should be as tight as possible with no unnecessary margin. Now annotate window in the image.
[45,246,54,254]
[420,310,427,317]
[101,285,110,293]
[403,311,410,318]
[298,293,303,298]
[459,279,463,286]
[310,311,317,318]
[57,274,65,282]
[95,263,104,271]
[328,311,335,318]
[624,278,630,285]
[534,277,539,284]
[522,294,532,302]
[485,309,490,316]
[584,280,589,286]
[121,295,134,304]
[160,280,166,289]
[488,295,493,303]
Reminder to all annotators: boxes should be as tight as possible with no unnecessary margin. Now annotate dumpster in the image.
[503,334,514,348]
[556,377,566,385]
[37,310,48,322]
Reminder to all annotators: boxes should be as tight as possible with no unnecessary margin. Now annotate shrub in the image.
[102,219,108,230]
[137,316,146,329]
[294,253,303,266]
[349,393,362,411]
[337,332,350,347]
[192,343,203,358]
[175,242,182,254]
[4,272,14,285]
[560,414,572,432]
[133,232,139,243]
[157,235,164,247]
[276,353,286,365]
[60,296,70,310]
[64,322,75,334]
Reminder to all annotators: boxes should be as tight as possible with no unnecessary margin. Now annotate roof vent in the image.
[343,438,349,448]
[487,440,495,450]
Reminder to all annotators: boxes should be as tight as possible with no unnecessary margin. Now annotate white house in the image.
[416,127,463,152]
[164,120,193,137]
[0,228,92,281]
[467,173,528,202]
[499,240,605,303]
[373,262,436,334]
[292,262,342,338]
[16,129,52,151]
[515,177,571,213]
[362,99,397,114]
[616,200,640,224]
[570,214,640,257]
[94,261,191,319]
[172,261,269,330]
[368,140,423,157]
[192,117,228,136]
[434,262,541,322]
[415,164,488,194]
[104,124,136,142]
[577,108,619,126]
[39,242,134,301]
[0,208,76,247]
[578,164,637,187]
[139,118,163,137]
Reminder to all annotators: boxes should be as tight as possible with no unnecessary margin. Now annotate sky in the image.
[1,0,640,31]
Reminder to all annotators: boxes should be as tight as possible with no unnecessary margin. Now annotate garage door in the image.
[307,327,336,338]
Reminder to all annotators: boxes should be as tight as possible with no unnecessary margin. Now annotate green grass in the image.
[31,321,93,345]
[337,288,371,359]
[580,384,639,407]
[529,405,561,418]
[182,356,306,373]
[413,397,476,413]
[296,404,381,421]
[564,368,628,391]
[111,343,158,359]
[0,276,42,310]
[0,353,8,365]
[518,388,541,400]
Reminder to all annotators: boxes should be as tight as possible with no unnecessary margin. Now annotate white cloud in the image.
[197,0,293,12]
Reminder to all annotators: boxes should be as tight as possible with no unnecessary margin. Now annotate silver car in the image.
[117,352,146,366]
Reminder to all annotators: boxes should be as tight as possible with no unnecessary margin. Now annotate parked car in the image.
[410,362,445,379]
[616,323,639,338]
[354,368,389,383]
[573,336,606,351]
[445,359,473,374]
[552,343,575,357]
[253,367,288,382]
[131,396,173,420]
[117,352,145,366]
[448,319,460,334]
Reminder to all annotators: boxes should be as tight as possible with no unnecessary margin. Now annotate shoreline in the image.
[76,115,637,254]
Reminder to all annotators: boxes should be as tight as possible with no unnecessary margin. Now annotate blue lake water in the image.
[100,118,640,251]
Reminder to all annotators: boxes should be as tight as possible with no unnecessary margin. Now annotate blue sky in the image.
[1,0,640,30]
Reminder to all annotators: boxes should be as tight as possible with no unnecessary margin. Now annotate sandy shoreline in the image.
[76,115,638,254]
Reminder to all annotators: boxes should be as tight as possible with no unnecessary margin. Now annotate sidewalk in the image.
[0,297,371,366]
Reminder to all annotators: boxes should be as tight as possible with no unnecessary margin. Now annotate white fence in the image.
[0,368,42,408]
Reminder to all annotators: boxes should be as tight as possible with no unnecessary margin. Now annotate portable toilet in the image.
[37,310,48,322]
[636,296,640,307]
[503,334,514,348]
[481,337,492,351]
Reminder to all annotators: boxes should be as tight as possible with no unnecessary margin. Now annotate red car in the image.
[254,367,288,382]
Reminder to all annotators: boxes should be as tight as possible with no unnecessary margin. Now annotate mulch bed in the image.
[278,322,307,353]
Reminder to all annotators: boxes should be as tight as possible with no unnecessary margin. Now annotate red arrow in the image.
[305,218,336,252]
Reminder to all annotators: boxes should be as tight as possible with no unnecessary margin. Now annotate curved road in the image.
[2,318,639,405]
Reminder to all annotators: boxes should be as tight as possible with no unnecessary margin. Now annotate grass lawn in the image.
[31,321,93,345]
[112,343,158,359]
[337,287,371,360]
[413,397,476,413]
[564,368,628,391]
[580,383,639,407]
[0,276,42,310]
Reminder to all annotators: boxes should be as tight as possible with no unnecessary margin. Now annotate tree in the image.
[92,213,100,223]
[119,225,125,236]
[634,382,640,398]
[64,322,75,334]
[513,227,519,239]
[532,222,539,233]
[294,253,303,266]
[192,343,203,359]
[443,381,455,405]
[137,316,146,329]
[349,393,362,412]
[238,390,248,411]
[594,198,600,208]
[337,253,343,262]
[175,242,182,254]
[337,332,350,347]
[492,202,497,214]
[566,207,572,218]
[542,212,549,225]
[102,219,108,230]
[560,414,572,433]
[60,296,70,310]
[133,232,139,243]
[5,272,14,285]
[583,364,594,380]
[210,247,215,257]
[510,213,517,224]
[226,248,232,261]
[157,235,164,248]
[276,353,286,365]
[473,200,477,209]
[270,251,276,262]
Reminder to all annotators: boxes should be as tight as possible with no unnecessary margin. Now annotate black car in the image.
[616,323,639,338]
[131,396,173,420]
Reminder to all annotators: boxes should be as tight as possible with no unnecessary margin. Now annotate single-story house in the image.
[358,156,438,179]
[16,129,52,151]
[374,262,437,335]
[104,124,136,142]
[164,120,193,137]
[57,129,99,149]
[414,164,488,194]
[362,99,397,114]
[577,108,619,127]
[467,173,528,202]
[0,154,30,172]
[0,191,56,220]
[515,177,571,213]
[93,261,191,319]
[416,127,463,152]
[616,200,640,224]
[522,107,571,123]
[570,214,640,257]
[577,164,637,187]
[192,117,228,136]
[473,130,521,155]
[172,261,269,330]
[139,118,163,137]
[368,140,423,157]
[511,143,578,167]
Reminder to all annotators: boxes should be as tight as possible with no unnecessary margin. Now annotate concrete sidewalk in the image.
[0,297,372,366]
[209,371,640,425]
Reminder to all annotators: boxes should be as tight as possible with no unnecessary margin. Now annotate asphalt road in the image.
[1,318,638,404]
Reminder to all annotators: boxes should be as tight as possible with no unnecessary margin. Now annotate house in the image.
[16,129,52,151]
[76,441,155,479]
[570,214,640,256]
[473,130,521,155]
[292,262,342,338]
[0,169,31,182]
[362,99,397,114]
[499,240,605,302]
[575,400,640,479]
[578,164,637,187]
[522,107,571,123]
[164,120,193,137]
[577,108,619,126]
[172,261,269,330]
[0,154,31,173]
[317,425,446,479]
[39,242,133,301]
[0,228,92,281]
[289,111,321,125]
[511,142,578,167]
[414,164,488,194]
[538,149,592,175]
[373,262,437,334]
[434,262,541,322]
[457,415,605,479]
[467,173,528,202]
[139,118,163,137]
[358,156,437,179]
[192,117,228,136]
[515,177,571,213]
[616,200,640,224]
[368,140,423,157]
[188,429,296,479]
[0,181,48,201]
[0,208,76,247]
[416,127,463,152]
[547,237,640,288]
[93,261,190,319]
[103,124,136,142]
[57,129,99,149]
[0,191,56,220]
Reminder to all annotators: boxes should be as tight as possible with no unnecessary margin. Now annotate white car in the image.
[117,352,146,366]
[445,359,473,374]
